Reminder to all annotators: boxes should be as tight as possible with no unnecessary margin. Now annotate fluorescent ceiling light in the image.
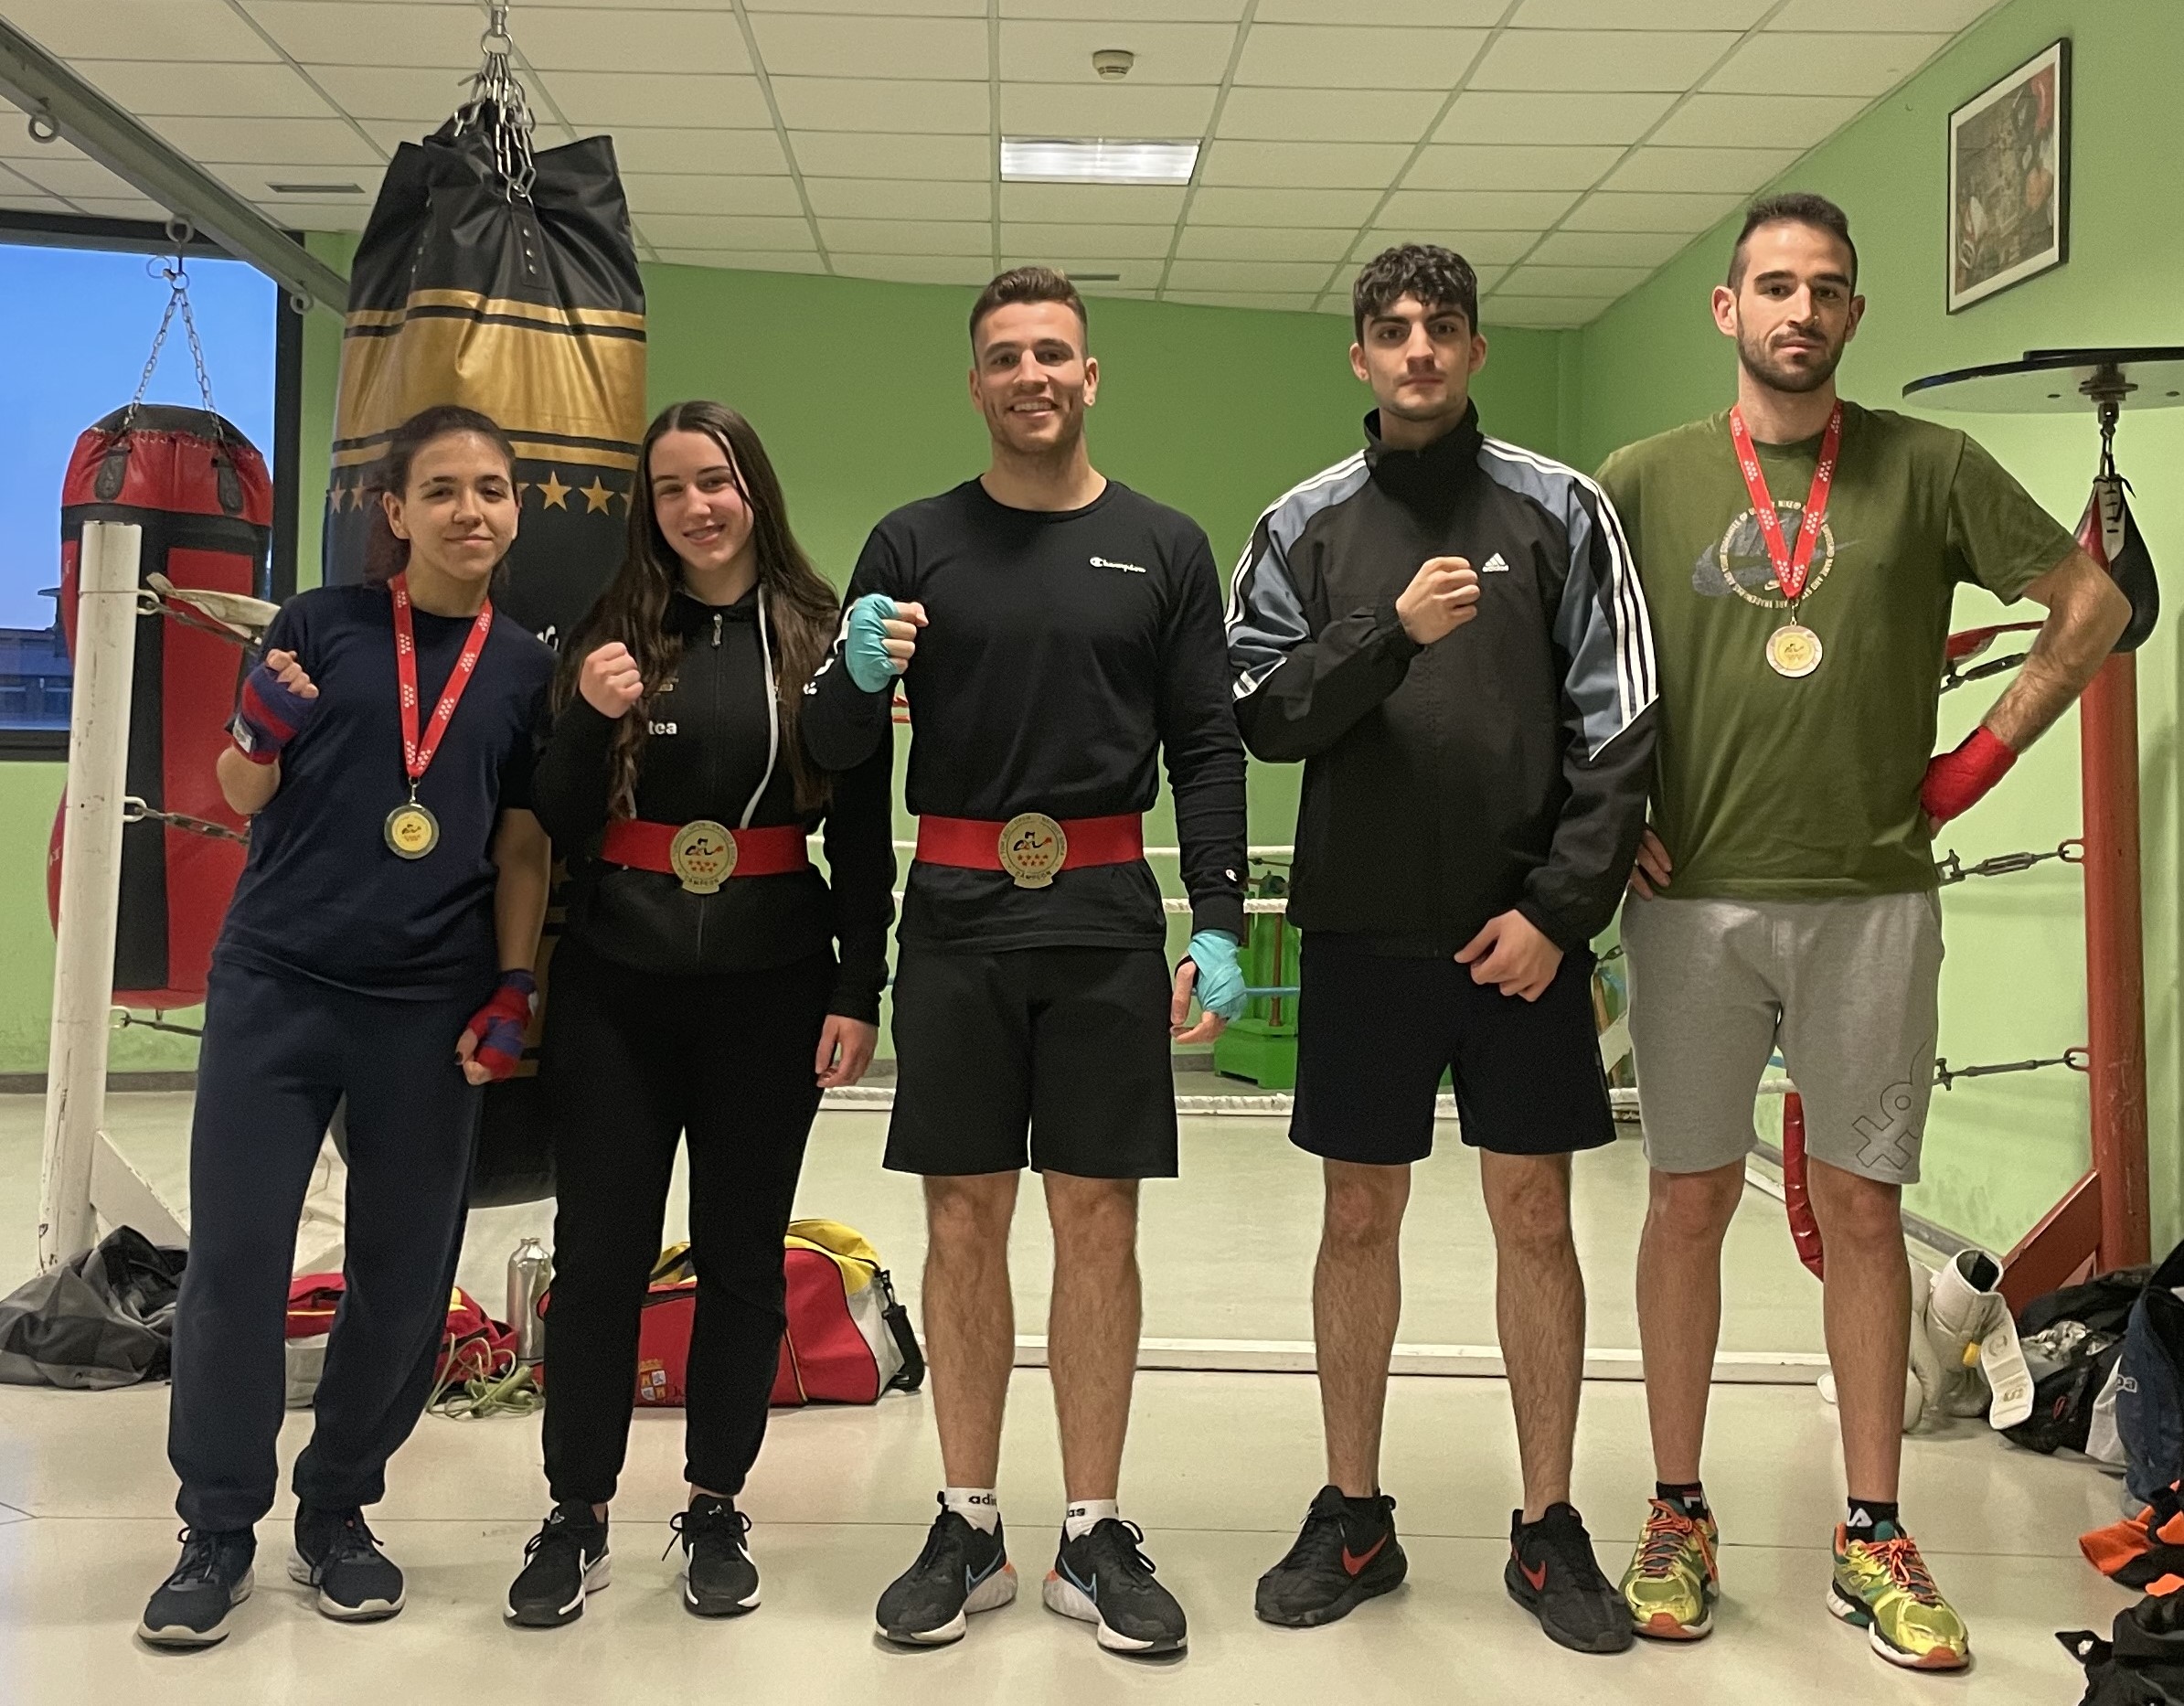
[1000,137,1198,187]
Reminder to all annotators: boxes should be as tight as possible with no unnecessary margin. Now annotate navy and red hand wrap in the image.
[463,968,537,1081]
[1920,725,2018,826]
[231,660,316,764]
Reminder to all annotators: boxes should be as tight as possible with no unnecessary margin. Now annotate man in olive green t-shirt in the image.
[1594,193,2128,1672]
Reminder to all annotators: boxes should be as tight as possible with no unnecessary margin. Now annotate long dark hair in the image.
[361,405,517,585]
[557,400,840,817]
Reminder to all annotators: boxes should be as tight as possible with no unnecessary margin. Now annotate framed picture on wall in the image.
[1947,39,2070,312]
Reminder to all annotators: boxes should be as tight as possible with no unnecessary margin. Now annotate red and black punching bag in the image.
[47,405,273,1009]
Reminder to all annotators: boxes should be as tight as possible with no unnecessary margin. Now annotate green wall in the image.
[1570,0,2184,1254]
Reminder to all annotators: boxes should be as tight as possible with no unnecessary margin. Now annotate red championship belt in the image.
[600,819,810,894]
[915,812,1145,891]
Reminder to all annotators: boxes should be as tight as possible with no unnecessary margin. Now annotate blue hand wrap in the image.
[845,592,901,694]
[1186,930,1247,1021]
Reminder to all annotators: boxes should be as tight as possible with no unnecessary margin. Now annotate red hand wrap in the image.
[463,970,537,1082]
[1920,725,2018,826]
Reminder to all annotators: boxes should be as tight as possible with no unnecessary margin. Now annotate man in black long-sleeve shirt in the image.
[1228,247,1657,1654]
[801,268,1246,1657]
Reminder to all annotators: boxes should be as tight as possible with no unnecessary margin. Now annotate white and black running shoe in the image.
[289,1506,404,1622]
[874,1497,1017,1646]
[671,1495,760,1617]
[506,1501,612,1628]
[139,1527,255,1648]
[1043,1519,1188,1655]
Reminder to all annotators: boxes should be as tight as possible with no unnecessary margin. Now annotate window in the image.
[0,212,300,757]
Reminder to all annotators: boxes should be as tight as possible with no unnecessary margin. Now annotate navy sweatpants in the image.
[167,958,486,1532]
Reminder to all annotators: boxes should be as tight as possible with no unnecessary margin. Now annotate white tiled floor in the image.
[0,1093,2136,1702]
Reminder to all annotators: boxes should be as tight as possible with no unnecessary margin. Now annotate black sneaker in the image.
[1505,1503,1634,1655]
[506,1501,611,1628]
[670,1495,760,1617]
[874,1497,1017,1646]
[289,1505,404,1622]
[1255,1485,1408,1628]
[1043,1519,1188,1655]
[139,1527,255,1647]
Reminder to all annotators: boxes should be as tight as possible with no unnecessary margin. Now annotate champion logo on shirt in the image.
[1480,552,1510,573]
[1089,555,1147,574]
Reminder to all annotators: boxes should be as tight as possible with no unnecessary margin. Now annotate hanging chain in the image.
[122,796,250,847]
[1935,838,2084,885]
[457,1,538,202]
[127,222,218,419]
[1934,1049,2089,1092]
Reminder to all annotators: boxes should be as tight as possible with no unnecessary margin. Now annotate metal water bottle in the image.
[506,1237,551,1366]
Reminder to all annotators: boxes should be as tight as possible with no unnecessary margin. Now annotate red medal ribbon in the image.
[390,572,494,787]
[1728,402,1843,606]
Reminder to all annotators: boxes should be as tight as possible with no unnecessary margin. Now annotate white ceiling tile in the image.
[217,164,378,199]
[1215,87,1444,144]
[998,20,1237,83]
[997,82,1216,135]
[790,131,990,180]
[1257,0,1507,20]
[1000,255,1166,290]
[1354,229,1541,266]
[4,155,140,198]
[749,0,981,13]
[1167,258,1338,292]
[5,0,281,59]
[1403,144,1621,193]
[807,177,992,220]
[149,116,382,165]
[0,191,67,213]
[74,59,334,121]
[997,182,1187,222]
[254,198,374,231]
[1177,225,1357,261]
[1561,190,1745,232]
[1469,29,1740,92]
[1165,291,1323,311]
[1004,221,1175,258]
[245,2,482,68]
[771,77,991,133]
[537,72,771,129]
[514,8,752,75]
[1598,145,1801,195]
[1707,32,1954,98]
[637,212,817,248]
[623,174,805,217]
[306,65,474,124]
[1188,186,1380,225]
[1001,0,1243,17]
[1236,25,1487,90]
[1768,0,2003,30]
[0,105,89,161]
[1649,92,1869,149]
[1499,262,1655,297]
[1479,295,1609,326]
[818,217,994,255]
[604,128,792,176]
[751,14,988,79]
[1437,91,1678,145]
[1509,0,1774,26]
[833,253,996,285]
[1200,140,1413,190]
[1381,187,1582,227]
[650,250,829,275]
[1529,228,1691,266]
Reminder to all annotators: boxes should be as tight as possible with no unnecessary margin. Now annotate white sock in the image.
[1064,1498,1119,1541]
[943,1487,999,1533]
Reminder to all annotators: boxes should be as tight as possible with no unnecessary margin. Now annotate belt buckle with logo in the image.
[997,813,1067,890]
[668,819,738,893]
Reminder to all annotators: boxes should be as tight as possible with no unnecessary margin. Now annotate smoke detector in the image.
[1092,48,1135,80]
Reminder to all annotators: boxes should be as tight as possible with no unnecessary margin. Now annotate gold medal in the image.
[384,800,440,859]
[667,819,738,894]
[997,813,1068,890]
[1766,623,1823,678]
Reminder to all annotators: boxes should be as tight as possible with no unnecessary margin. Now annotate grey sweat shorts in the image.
[1622,890,1944,1186]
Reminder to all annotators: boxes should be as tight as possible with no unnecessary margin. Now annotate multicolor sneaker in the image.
[1621,1498,1720,1640]
[1828,1520,1970,1671]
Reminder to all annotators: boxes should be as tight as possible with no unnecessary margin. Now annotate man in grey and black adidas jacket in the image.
[1231,245,1657,1656]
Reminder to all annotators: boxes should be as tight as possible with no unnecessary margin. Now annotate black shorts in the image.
[1291,934,1614,1166]
[885,944,1178,1179]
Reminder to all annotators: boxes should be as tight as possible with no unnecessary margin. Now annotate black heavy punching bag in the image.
[324,54,645,1205]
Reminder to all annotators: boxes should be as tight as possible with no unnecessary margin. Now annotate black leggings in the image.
[538,939,833,1505]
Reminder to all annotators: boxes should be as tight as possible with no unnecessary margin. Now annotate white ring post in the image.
[37,521,143,1273]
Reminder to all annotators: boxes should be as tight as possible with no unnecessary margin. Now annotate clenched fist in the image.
[1396,555,1483,646]
[580,641,644,719]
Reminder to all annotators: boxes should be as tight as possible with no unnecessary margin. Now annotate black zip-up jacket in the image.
[1225,407,1658,953]
[532,586,895,1020]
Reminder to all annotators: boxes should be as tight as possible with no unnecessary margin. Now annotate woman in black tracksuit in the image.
[507,400,894,1628]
